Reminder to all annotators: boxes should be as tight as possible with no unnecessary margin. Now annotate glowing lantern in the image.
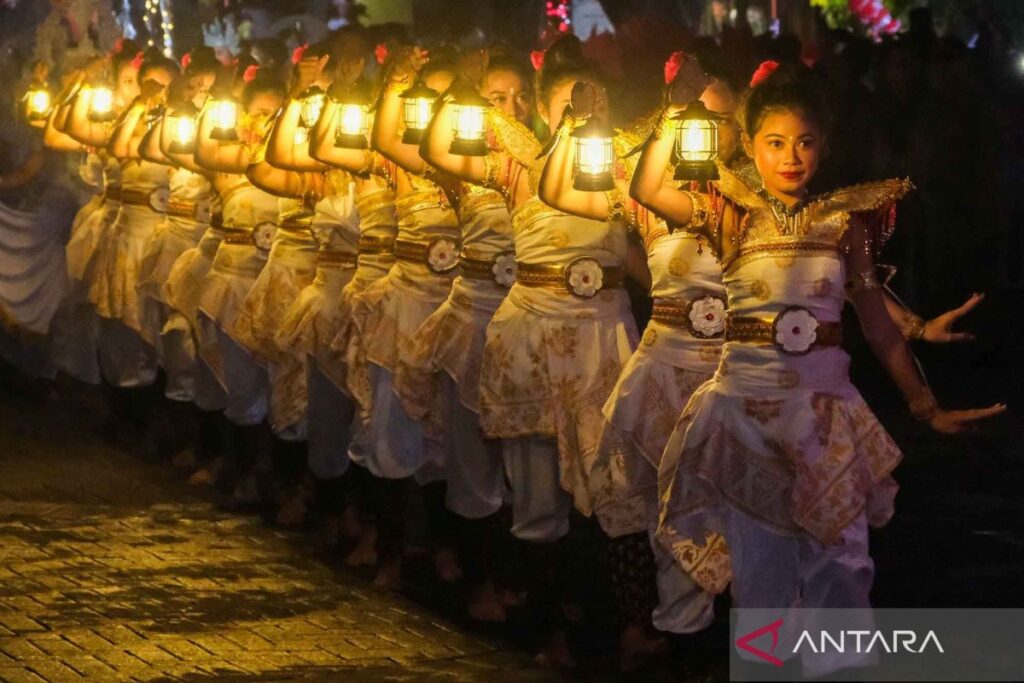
[448,90,491,156]
[672,100,719,181]
[399,81,438,145]
[88,86,116,123]
[209,97,239,142]
[168,108,198,153]
[25,83,52,121]
[571,118,615,191]
[299,86,325,129]
[333,85,371,150]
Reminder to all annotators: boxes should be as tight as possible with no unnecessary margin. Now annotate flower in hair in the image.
[113,37,125,55]
[291,44,310,65]
[375,43,389,65]
[749,60,779,88]
[180,52,192,69]
[664,51,685,85]
[131,51,144,71]
[530,50,545,72]
[243,65,259,83]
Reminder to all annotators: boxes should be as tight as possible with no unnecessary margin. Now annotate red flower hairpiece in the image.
[291,44,309,65]
[131,51,144,71]
[664,51,685,85]
[750,60,779,88]
[375,43,389,65]
[530,50,545,72]
[243,65,260,83]
[180,52,192,69]
[112,37,125,55]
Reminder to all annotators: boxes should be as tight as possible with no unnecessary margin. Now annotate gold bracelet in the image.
[904,313,926,341]
[908,387,939,421]
[605,185,626,223]
[681,190,711,229]
[846,270,883,296]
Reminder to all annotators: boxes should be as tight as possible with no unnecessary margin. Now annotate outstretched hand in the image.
[667,54,711,105]
[569,81,597,120]
[923,292,985,343]
[929,404,1006,435]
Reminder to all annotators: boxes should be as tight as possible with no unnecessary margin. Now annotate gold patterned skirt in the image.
[479,284,638,518]
[656,344,902,594]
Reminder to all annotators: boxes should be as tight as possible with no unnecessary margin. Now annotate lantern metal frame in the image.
[570,117,616,192]
[209,96,240,142]
[299,85,326,129]
[399,81,439,145]
[671,99,720,182]
[87,85,117,123]
[167,103,199,154]
[448,89,492,157]
[333,84,371,150]
[25,82,53,122]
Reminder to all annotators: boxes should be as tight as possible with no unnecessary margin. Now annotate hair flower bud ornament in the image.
[664,51,685,85]
[291,44,310,65]
[375,43,389,65]
[750,60,780,88]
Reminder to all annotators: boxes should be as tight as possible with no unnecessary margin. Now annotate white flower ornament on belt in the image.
[427,237,460,274]
[566,257,603,299]
[688,295,726,338]
[252,222,277,251]
[492,252,516,288]
[773,307,819,355]
[149,187,170,213]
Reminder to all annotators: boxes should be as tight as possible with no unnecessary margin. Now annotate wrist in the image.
[908,387,940,421]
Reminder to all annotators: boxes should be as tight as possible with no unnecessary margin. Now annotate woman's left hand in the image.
[923,292,984,343]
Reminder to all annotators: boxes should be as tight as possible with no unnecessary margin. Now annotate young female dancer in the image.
[636,66,1003,671]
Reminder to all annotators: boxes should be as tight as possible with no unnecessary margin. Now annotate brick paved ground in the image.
[0,381,560,683]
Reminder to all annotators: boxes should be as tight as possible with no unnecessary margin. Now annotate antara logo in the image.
[736,619,945,665]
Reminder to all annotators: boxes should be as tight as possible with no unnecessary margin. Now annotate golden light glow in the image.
[338,104,369,136]
[210,100,238,130]
[575,136,613,176]
[676,119,718,163]
[294,127,310,145]
[88,87,114,121]
[174,114,197,145]
[27,88,51,118]
[300,91,325,128]
[404,97,433,133]
[453,103,486,143]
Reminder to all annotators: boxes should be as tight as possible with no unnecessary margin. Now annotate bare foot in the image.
[188,467,215,487]
[619,622,668,672]
[345,525,378,566]
[275,489,308,526]
[433,547,463,583]
[171,448,197,469]
[535,630,575,671]
[467,580,507,623]
[497,587,528,608]
[340,504,363,539]
[372,557,402,591]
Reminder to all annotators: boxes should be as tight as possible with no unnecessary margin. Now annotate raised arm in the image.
[107,98,149,159]
[66,87,116,147]
[845,216,1005,434]
[372,48,430,175]
[246,160,308,198]
[266,99,330,171]
[419,94,490,183]
[537,115,624,221]
[139,115,172,165]
[629,106,697,227]
[44,103,86,152]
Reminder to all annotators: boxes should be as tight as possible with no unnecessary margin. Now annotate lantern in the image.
[209,97,239,142]
[448,90,491,156]
[399,81,439,145]
[168,107,198,154]
[571,118,616,192]
[88,86,116,123]
[333,85,371,149]
[25,82,52,122]
[672,100,719,182]
[299,86,326,129]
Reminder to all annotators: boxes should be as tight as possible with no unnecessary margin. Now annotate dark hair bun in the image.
[742,61,830,137]
[536,35,600,106]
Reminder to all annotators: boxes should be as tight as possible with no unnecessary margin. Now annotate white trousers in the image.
[501,437,572,543]
[97,317,157,388]
[216,327,268,427]
[442,376,507,520]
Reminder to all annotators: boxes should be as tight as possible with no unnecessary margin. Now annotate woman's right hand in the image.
[928,404,1007,435]
[389,46,428,85]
